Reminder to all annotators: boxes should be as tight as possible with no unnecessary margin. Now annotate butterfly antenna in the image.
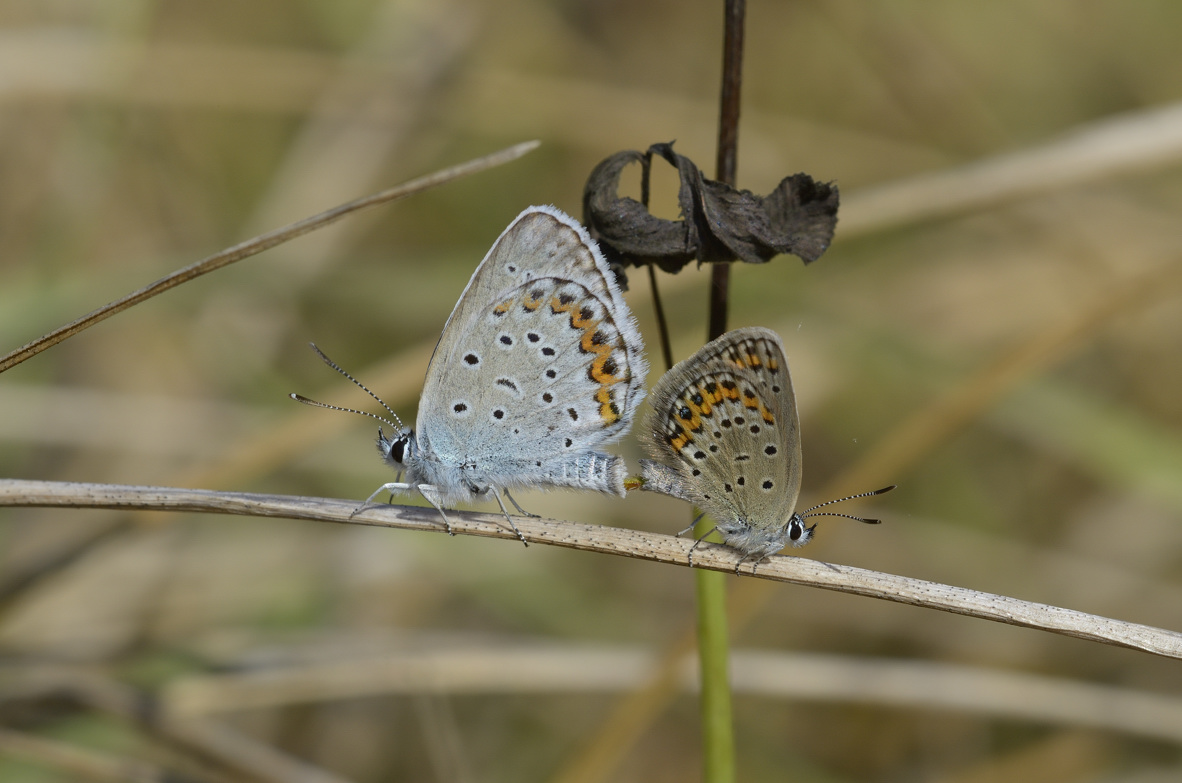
[289,393,403,431]
[801,511,882,526]
[799,485,896,519]
[302,342,404,430]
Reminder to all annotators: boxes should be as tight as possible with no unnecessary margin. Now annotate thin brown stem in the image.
[707,265,731,341]
[715,0,744,190]
[0,140,539,375]
[639,150,674,371]
[647,264,674,372]
[707,0,744,342]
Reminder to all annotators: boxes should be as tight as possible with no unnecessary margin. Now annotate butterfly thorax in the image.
[383,425,592,503]
[716,512,814,559]
[377,427,476,500]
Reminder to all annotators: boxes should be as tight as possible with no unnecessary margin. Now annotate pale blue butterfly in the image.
[638,327,893,572]
[294,205,648,544]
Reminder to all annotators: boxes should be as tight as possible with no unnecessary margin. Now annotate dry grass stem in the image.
[158,645,1182,744]
[0,140,539,375]
[3,479,1179,659]
[0,668,356,783]
[831,256,1182,495]
[840,100,1182,237]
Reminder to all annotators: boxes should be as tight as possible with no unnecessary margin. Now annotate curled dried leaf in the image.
[583,142,839,276]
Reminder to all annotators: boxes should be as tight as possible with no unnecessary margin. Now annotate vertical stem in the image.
[694,544,735,783]
[648,265,674,372]
[707,264,731,341]
[708,0,744,341]
[715,0,744,190]
[642,151,675,372]
[697,2,744,782]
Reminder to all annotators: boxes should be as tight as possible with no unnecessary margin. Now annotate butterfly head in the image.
[378,426,416,469]
[785,513,816,547]
[791,485,897,544]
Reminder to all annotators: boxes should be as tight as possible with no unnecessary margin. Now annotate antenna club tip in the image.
[876,485,897,495]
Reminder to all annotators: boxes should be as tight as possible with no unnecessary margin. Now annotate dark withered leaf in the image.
[582,149,696,274]
[582,142,839,275]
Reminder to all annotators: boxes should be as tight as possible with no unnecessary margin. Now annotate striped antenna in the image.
[799,485,896,525]
[290,343,404,431]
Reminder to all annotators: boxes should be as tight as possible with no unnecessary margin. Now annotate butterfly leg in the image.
[503,489,541,518]
[351,481,414,520]
[490,490,529,547]
[676,512,707,538]
[742,555,765,576]
[352,482,456,535]
[416,485,456,536]
[685,525,719,568]
[735,551,778,577]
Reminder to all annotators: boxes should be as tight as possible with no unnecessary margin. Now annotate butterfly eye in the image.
[387,437,407,465]
[788,517,805,541]
[376,427,410,467]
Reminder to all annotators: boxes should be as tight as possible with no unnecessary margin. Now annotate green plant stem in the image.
[695,1,745,780]
[694,517,735,783]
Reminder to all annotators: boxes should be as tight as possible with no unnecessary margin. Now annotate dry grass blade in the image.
[0,668,356,783]
[0,140,539,375]
[240,0,478,277]
[732,653,1182,745]
[159,645,1182,745]
[834,256,1182,494]
[0,516,128,610]
[2,479,1179,658]
[839,100,1182,236]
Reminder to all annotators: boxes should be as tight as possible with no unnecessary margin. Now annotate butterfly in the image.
[638,326,893,572]
[294,205,648,543]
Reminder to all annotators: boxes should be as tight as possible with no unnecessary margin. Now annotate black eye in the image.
[789,520,803,541]
[389,438,406,464]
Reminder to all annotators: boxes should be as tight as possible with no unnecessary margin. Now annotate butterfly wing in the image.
[640,327,801,545]
[414,206,647,492]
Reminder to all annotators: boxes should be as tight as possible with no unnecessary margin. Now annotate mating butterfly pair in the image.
[294,206,891,571]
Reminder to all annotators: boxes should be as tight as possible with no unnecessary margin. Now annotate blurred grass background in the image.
[2,1,1182,781]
